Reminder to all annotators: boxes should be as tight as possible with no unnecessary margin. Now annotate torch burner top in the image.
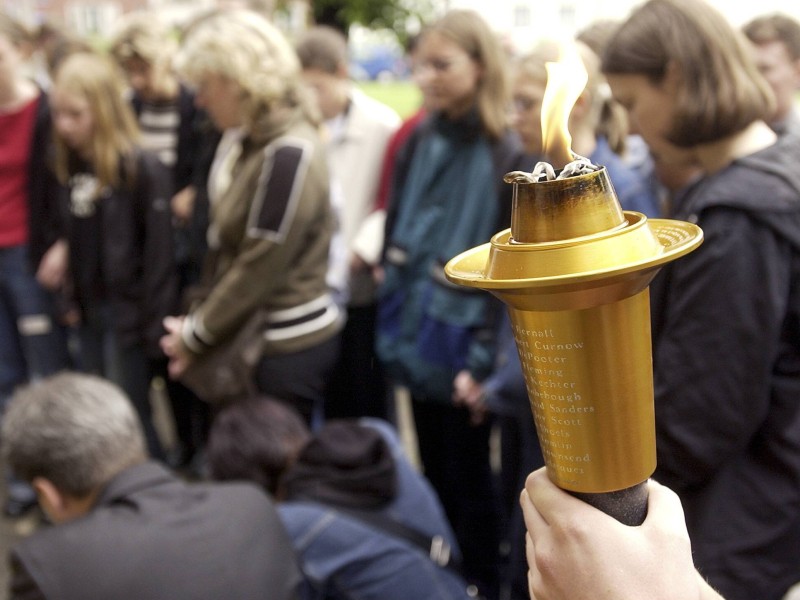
[506,155,601,184]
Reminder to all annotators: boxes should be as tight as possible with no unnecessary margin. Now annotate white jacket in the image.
[325,88,400,305]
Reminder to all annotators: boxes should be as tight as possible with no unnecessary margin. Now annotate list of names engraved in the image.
[513,323,596,482]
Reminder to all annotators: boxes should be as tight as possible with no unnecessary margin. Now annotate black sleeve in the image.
[175,91,218,194]
[138,152,179,355]
[27,93,64,269]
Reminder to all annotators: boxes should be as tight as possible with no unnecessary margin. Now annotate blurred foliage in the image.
[309,0,435,45]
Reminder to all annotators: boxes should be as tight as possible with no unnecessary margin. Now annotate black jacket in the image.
[650,132,800,600]
[60,150,178,356]
[10,462,301,600]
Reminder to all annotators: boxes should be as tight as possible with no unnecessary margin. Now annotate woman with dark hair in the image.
[600,1,800,599]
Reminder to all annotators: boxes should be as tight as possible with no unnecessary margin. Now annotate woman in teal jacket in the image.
[376,10,525,597]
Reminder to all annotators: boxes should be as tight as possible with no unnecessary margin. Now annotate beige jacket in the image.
[183,109,342,356]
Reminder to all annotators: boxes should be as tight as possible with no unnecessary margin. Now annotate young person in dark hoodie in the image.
[600,1,800,599]
[109,11,218,293]
[206,397,472,600]
[109,11,217,472]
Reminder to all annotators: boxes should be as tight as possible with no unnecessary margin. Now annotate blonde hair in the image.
[0,10,32,47]
[577,42,628,155]
[51,51,140,191]
[423,9,511,140]
[109,11,178,95]
[175,9,316,130]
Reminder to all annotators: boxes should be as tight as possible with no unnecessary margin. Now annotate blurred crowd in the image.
[1,1,800,599]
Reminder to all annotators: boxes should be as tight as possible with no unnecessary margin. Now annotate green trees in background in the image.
[311,0,434,44]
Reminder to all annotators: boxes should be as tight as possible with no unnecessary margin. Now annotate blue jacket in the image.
[279,419,470,600]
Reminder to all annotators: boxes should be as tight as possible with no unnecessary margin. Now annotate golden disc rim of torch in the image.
[444,212,703,289]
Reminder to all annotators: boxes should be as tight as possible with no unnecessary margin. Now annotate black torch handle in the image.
[570,481,649,526]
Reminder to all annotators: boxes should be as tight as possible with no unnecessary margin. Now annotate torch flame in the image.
[541,42,589,169]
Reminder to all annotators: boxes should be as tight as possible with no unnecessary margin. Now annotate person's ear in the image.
[32,477,95,524]
[31,477,67,523]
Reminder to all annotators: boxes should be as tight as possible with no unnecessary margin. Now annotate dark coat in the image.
[10,462,302,600]
[650,132,800,600]
[60,150,178,356]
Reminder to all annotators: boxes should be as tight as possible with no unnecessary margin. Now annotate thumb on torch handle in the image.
[571,481,649,526]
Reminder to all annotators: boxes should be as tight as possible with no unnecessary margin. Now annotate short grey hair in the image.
[1,372,147,497]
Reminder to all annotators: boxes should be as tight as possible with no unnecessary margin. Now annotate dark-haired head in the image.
[207,397,311,497]
[602,0,774,147]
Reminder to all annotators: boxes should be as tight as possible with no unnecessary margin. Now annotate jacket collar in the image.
[247,105,304,146]
[93,461,177,508]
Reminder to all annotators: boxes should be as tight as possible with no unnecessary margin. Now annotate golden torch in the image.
[444,44,703,525]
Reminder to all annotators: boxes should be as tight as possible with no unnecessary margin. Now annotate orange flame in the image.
[541,42,589,169]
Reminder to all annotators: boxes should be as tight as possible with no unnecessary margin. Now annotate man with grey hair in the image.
[1,372,302,600]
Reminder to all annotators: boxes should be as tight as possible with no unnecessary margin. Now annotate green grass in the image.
[357,80,422,119]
